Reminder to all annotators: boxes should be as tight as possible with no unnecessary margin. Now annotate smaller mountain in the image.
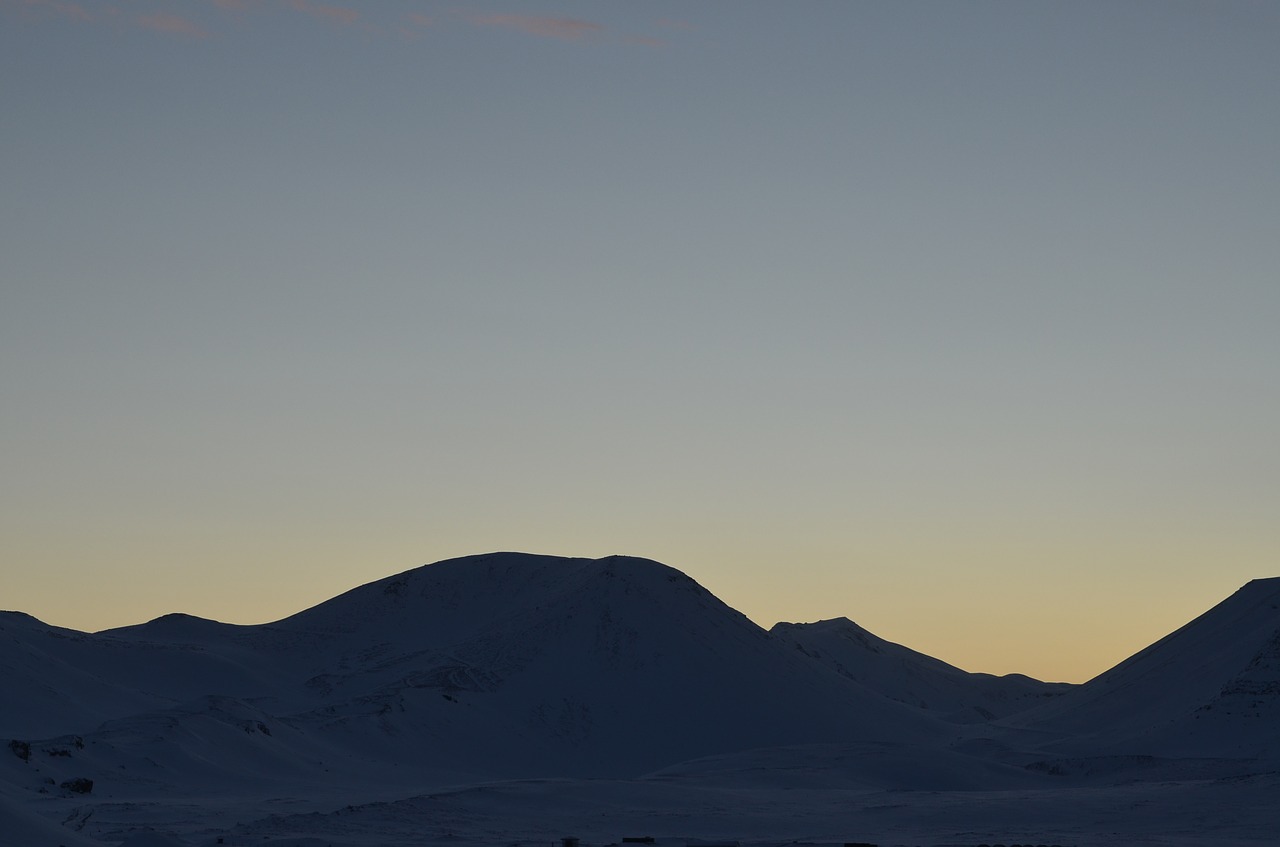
[1008,577,1280,761]
[0,609,291,739]
[0,611,170,738]
[772,617,1071,723]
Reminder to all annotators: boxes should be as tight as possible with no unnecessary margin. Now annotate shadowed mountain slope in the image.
[256,553,956,775]
[4,554,955,782]
[772,616,1071,722]
[0,611,282,738]
[4,556,1280,847]
[1007,577,1280,760]
[5,555,1278,794]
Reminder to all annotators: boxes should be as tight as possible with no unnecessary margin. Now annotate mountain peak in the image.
[0,610,45,626]
[112,611,241,638]
[1241,575,1280,595]
[772,614,1069,721]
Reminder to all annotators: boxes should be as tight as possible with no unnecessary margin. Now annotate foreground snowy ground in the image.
[12,766,1280,847]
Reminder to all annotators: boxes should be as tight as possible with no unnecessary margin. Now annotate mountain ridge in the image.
[6,556,1279,773]
[4,554,1279,847]
[772,615,1071,722]
[1006,576,1280,759]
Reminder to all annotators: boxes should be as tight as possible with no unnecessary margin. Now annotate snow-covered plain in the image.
[2,554,1278,847]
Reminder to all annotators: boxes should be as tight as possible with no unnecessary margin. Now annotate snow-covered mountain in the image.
[3,553,1277,847]
[1006,576,1280,762]
[772,616,1071,722]
[3,554,957,786]
[253,553,955,775]
[0,610,290,739]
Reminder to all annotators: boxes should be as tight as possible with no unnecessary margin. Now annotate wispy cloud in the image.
[286,0,357,26]
[396,10,432,40]
[656,18,695,32]
[139,11,208,37]
[9,0,93,22]
[4,3,678,48]
[472,13,602,41]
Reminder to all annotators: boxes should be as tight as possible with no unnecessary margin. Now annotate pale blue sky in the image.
[3,0,1278,682]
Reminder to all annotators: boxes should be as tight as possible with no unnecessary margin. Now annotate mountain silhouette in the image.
[3,554,1278,847]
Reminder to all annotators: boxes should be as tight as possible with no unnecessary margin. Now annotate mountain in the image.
[772,616,1071,722]
[0,611,163,738]
[0,609,294,739]
[1007,577,1280,761]
[3,555,1278,847]
[242,553,956,775]
[3,554,954,784]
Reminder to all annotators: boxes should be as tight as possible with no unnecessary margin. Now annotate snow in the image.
[2,553,1278,846]
[771,617,1071,722]
[1005,576,1280,760]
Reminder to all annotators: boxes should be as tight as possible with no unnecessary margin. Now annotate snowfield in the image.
[3,554,1278,847]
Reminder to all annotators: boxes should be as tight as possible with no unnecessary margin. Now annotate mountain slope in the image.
[7,557,1279,790]
[4,557,1280,847]
[0,611,165,738]
[4,554,956,785]
[263,553,955,775]
[1007,577,1280,760]
[772,616,1071,722]
[0,608,297,739]
[0,783,103,847]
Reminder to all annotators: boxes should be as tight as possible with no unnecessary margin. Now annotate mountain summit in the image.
[259,552,954,774]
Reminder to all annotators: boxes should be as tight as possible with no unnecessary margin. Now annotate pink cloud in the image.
[12,0,93,22]
[472,13,602,41]
[624,36,666,49]
[287,0,358,25]
[139,12,208,37]
[211,0,251,10]
[406,12,432,27]
[656,18,695,31]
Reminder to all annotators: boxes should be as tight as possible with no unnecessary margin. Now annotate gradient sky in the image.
[3,0,1277,683]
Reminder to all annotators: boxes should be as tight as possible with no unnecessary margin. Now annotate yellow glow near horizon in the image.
[5,520,1268,684]
[2,2,1277,691]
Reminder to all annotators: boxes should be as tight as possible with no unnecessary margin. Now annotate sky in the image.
[2,0,1277,684]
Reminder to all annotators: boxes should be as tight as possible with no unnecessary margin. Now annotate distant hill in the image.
[1006,576,1280,762]
[772,616,1071,722]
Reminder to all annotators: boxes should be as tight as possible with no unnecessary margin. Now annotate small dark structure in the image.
[61,777,94,794]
